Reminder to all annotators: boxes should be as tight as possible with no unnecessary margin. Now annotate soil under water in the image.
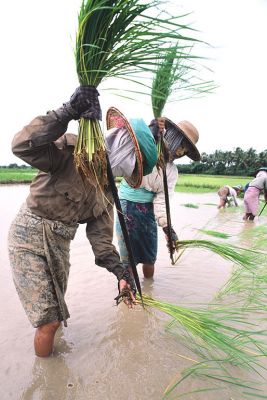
[1,184,267,400]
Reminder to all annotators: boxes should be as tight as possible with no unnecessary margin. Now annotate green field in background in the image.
[0,168,37,183]
[0,169,252,193]
[175,174,252,193]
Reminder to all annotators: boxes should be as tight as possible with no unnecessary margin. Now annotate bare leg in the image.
[142,263,154,279]
[34,320,61,357]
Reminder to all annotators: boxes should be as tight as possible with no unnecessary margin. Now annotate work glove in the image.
[163,226,179,252]
[64,85,102,120]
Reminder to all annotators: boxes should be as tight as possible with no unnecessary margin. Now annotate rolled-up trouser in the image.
[243,187,260,216]
[8,204,78,328]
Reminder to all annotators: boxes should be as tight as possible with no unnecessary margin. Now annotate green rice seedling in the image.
[173,239,265,271]
[74,0,208,187]
[151,44,216,119]
[198,229,231,239]
[182,203,199,208]
[217,225,267,307]
[136,294,267,398]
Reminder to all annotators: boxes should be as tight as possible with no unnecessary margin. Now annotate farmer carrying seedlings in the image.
[243,167,267,221]
[114,113,200,278]
[217,184,243,209]
[8,86,157,357]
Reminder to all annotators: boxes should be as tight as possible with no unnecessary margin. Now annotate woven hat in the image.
[164,118,200,161]
[106,107,157,188]
[255,166,267,177]
[233,185,243,191]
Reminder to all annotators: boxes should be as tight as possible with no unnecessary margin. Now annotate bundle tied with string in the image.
[73,86,107,188]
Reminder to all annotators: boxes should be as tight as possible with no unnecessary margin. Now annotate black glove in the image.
[163,226,179,251]
[64,85,102,121]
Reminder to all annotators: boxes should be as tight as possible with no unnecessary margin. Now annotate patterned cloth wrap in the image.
[116,199,158,266]
[8,204,78,327]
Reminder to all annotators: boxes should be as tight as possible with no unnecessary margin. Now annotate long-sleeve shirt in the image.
[119,163,178,228]
[225,185,238,206]
[11,110,125,279]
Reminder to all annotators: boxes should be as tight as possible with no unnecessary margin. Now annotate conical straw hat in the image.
[106,107,142,188]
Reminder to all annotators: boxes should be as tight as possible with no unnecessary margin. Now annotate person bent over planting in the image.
[217,185,243,209]
[8,87,136,358]
[243,167,267,221]
[115,114,200,279]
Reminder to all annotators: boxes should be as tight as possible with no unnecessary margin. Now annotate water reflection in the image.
[22,330,77,400]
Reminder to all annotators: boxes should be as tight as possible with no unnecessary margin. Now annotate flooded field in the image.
[0,184,266,400]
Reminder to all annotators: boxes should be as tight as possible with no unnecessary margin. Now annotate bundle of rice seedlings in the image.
[74,0,204,187]
[151,45,215,119]
[136,294,267,398]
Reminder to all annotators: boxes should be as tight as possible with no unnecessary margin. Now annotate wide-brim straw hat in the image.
[106,107,157,188]
[164,118,201,161]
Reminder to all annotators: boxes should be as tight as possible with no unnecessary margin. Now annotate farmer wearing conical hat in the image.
[113,114,200,279]
[217,184,243,209]
[243,167,267,221]
[8,87,157,357]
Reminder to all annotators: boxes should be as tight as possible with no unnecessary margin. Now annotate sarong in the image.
[116,199,157,265]
[8,204,78,327]
[243,187,260,216]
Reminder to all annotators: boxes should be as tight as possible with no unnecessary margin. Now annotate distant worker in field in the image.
[243,167,267,221]
[217,185,243,209]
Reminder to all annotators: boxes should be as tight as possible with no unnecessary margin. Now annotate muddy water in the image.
[0,184,266,400]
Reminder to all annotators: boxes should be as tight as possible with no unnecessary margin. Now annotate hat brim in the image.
[164,118,200,161]
[106,107,143,188]
[255,167,267,177]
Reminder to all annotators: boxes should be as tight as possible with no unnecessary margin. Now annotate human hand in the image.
[163,226,179,252]
[149,118,165,143]
[114,279,136,308]
[157,117,165,134]
[64,85,102,120]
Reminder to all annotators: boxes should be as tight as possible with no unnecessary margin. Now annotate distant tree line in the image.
[177,147,267,176]
[0,164,33,169]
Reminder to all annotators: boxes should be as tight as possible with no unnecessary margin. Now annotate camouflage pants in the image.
[8,204,78,328]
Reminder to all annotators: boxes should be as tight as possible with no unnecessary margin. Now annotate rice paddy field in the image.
[1,184,267,400]
[175,174,252,193]
[0,168,37,183]
[0,169,252,193]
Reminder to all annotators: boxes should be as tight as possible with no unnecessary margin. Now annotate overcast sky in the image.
[1,0,267,165]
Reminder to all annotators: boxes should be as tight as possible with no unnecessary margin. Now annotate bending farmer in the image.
[8,87,136,358]
[243,167,267,221]
[217,185,243,209]
[114,114,200,278]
